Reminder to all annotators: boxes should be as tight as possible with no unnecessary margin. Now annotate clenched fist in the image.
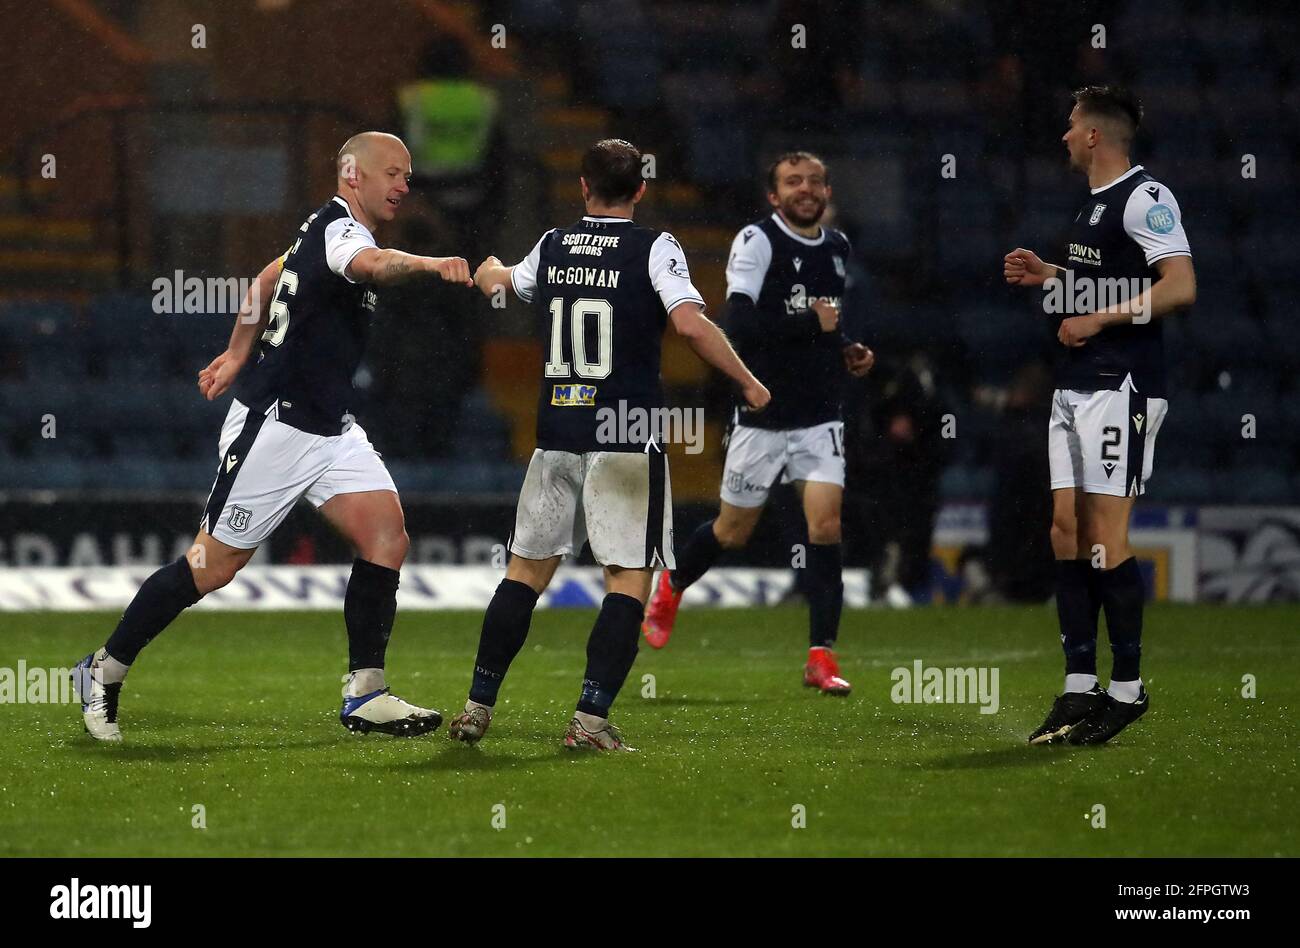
[812,298,840,333]
[1003,248,1053,287]
[843,342,874,377]
[742,378,771,412]
[431,256,473,285]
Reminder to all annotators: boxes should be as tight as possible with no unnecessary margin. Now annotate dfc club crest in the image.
[228,506,253,533]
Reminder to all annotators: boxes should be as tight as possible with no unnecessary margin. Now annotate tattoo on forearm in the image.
[382,256,411,280]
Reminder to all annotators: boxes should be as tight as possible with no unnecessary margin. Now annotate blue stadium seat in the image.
[688,123,751,186]
[1225,440,1291,469]
[3,457,88,490]
[1196,14,1267,66]
[84,294,157,353]
[1156,407,1215,467]
[0,300,77,332]
[1231,466,1294,504]
[1147,467,1215,504]
[953,305,1039,381]
[108,456,176,491]
[939,464,994,501]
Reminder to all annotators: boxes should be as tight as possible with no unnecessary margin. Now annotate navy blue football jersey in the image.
[511,216,704,453]
[1054,165,1191,398]
[234,196,379,436]
[724,213,854,430]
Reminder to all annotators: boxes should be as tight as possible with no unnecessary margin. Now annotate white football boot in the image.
[71,652,124,742]
[339,670,442,736]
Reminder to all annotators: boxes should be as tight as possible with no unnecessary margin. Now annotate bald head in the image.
[336,131,412,228]
[337,131,410,179]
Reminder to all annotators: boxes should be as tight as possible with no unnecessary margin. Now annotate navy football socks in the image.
[1055,559,1101,677]
[805,542,844,648]
[344,558,400,672]
[576,592,643,718]
[469,578,540,707]
[104,557,202,666]
[1096,556,1145,682]
[669,519,723,591]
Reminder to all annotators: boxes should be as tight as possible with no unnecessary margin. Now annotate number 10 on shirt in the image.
[545,297,613,379]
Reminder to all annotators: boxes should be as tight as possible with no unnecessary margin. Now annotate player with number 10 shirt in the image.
[446,139,769,750]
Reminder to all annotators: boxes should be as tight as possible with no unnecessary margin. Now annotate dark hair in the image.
[580,139,643,204]
[1071,84,1143,140]
[767,150,829,192]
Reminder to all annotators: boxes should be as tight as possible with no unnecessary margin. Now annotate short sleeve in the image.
[1123,182,1191,265]
[324,217,379,283]
[648,232,705,312]
[510,231,551,303]
[725,225,773,302]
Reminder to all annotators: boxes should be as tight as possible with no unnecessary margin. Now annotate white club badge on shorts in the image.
[720,420,847,509]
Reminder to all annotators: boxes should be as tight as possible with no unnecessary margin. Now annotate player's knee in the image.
[714,519,753,550]
[1050,520,1078,557]
[193,557,242,596]
[808,515,841,545]
[366,528,409,568]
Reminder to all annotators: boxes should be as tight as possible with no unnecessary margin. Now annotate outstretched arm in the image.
[670,302,770,411]
[198,257,280,401]
[473,255,514,299]
[346,248,472,286]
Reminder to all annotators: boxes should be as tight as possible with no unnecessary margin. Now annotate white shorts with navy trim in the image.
[508,448,674,569]
[201,399,396,549]
[1048,388,1168,497]
[719,419,846,508]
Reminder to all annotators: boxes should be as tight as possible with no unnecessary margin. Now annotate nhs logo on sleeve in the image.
[1146,204,1176,234]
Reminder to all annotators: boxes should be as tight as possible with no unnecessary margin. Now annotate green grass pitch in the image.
[1,604,1296,857]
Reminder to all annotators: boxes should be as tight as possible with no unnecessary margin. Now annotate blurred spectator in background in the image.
[845,351,950,606]
[363,36,505,460]
[766,0,866,131]
[399,34,506,264]
[980,360,1055,602]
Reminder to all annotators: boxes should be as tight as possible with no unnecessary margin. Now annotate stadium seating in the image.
[3,2,1295,505]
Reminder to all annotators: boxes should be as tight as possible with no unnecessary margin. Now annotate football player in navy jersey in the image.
[72,132,475,742]
[1004,86,1196,744]
[445,139,769,750]
[641,152,874,696]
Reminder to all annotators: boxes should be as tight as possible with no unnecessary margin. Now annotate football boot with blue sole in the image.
[340,687,442,736]
[71,652,124,743]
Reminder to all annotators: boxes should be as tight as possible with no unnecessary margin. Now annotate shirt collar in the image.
[770,212,825,246]
[1090,164,1143,195]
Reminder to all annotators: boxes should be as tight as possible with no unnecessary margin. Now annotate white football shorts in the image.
[719,419,846,508]
[1048,388,1168,497]
[508,448,674,569]
[201,399,397,549]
